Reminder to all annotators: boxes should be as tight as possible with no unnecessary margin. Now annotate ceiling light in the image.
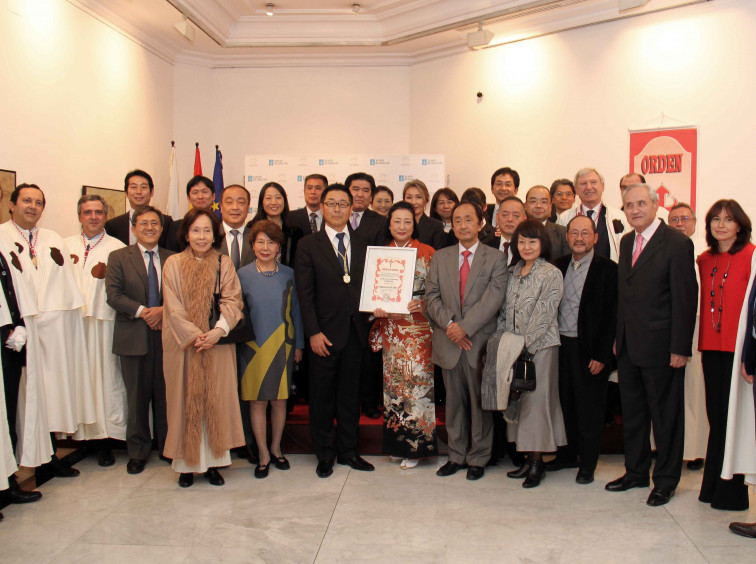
[467,22,494,49]
[266,3,274,16]
[352,3,360,15]
[173,16,195,43]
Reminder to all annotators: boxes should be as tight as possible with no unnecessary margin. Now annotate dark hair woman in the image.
[249,182,302,267]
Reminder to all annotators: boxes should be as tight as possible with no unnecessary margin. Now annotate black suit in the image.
[353,209,388,247]
[416,214,446,250]
[555,252,617,473]
[164,219,182,252]
[287,207,321,236]
[616,222,697,490]
[104,212,174,249]
[484,203,496,226]
[295,229,369,463]
[0,251,25,449]
[544,221,570,263]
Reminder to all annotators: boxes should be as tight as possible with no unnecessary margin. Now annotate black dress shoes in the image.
[436,461,466,477]
[466,466,484,480]
[236,444,259,465]
[686,458,704,471]
[507,464,530,479]
[729,521,756,538]
[575,469,594,485]
[646,488,675,507]
[605,474,650,492]
[98,446,115,467]
[272,455,290,470]
[178,473,193,487]
[0,476,42,504]
[126,459,146,475]
[204,468,224,486]
[363,407,382,419]
[523,459,545,489]
[545,457,579,472]
[316,460,334,478]
[254,463,269,479]
[337,455,375,471]
[45,456,80,478]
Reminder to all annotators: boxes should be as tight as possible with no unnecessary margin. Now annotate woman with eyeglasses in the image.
[696,199,754,511]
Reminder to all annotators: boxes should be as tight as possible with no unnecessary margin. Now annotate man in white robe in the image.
[64,195,127,467]
[0,184,94,477]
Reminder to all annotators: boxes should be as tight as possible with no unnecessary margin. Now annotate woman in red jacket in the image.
[697,199,754,511]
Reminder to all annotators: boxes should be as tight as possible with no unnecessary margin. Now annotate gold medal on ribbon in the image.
[343,274,351,284]
[31,257,38,268]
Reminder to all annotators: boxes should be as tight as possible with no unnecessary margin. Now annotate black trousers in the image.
[359,347,383,411]
[235,343,253,447]
[699,351,749,510]
[617,347,684,490]
[119,330,167,460]
[1,345,23,449]
[558,336,609,473]
[308,326,364,463]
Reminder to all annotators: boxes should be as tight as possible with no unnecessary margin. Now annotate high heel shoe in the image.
[272,455,290,470]
[522,459,545,489]
[255,463,269,479]
[507,464,529,479]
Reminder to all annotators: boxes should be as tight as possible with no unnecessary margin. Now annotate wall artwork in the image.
[0,169,16,225]
[82,185,126,222]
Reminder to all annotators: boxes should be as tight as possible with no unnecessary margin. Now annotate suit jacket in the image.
[484,234,514,266]
[105,244,174,356]
[425,242,508,370]
[543,220,570,263]
[164,219,182,252]
[484,203,496,226]
[104,212,174,249]
[220,225,255,269]
[354,208,388,247]
[555,252,618,366]
[287,207,321,236]
[294,230,369,351]
[416,214,447,250]
[616,222,698,367]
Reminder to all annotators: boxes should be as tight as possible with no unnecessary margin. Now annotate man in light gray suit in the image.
[105,207,174,475]
[426,202,508,480]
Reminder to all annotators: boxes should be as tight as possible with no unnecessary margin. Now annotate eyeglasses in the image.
[323,201,350,209]
[136,220,160,227]
[669,216,693,224]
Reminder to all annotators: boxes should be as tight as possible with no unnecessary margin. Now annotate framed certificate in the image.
[359,246,417,313]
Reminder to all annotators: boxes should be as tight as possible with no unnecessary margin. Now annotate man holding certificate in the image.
[426,202,508,480]
[294,184,372,478]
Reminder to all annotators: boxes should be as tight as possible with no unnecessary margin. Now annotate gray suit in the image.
[543,220,570,263]
[106,244,174,460]
[220,225,255,270]
[426,242,508,466]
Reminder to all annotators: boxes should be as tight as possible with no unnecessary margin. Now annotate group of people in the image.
[0,165,753,540]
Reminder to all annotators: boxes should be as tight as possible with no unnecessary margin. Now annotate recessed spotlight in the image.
[352,3,360,15]
[266,3,274,16]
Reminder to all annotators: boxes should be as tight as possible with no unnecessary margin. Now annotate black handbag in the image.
[511,349,536,392]
[209,255,255,345]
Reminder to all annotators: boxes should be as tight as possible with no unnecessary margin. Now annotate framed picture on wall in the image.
[0,169,17,225]
[82,185,126,222]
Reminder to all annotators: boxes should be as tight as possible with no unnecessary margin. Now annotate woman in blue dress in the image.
[237,220,304,478]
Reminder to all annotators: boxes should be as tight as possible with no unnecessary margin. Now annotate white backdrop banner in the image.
[244,154,446,213]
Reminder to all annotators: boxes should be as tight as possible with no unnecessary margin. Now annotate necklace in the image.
[82,231,105,264]
[710,253,733,333]
[11,220,38,268]
[256,259,278,277]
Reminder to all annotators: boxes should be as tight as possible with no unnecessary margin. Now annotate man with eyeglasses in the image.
[295,184,373,477]
[106,207,174,475]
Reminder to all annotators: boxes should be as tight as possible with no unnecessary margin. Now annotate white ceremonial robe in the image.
[722,252,756,486]
[64,233,127,441]
[0,222,95,437]
[557,203,628,263]
[0,283,19,488]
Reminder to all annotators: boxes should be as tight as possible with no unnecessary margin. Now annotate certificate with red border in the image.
[359,246,417,313]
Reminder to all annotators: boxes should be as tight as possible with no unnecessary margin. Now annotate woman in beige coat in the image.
[162,208,244,488]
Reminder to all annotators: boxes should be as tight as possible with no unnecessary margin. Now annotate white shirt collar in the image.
[222,221,244,234]
[324,223,349,242]
[459,240,480,255]
[137,242,159,254]
[581,202,602,214]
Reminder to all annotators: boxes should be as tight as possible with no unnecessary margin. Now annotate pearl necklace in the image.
[256,259,278,277]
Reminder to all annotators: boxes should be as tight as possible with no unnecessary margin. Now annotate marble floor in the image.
[0,453,753,563]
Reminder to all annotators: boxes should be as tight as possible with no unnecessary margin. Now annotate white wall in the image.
[409,0,756,221]
[0,0,173,236]
[172,64,411,199]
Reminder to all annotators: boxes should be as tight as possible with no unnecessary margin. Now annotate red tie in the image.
[460,250,471,308]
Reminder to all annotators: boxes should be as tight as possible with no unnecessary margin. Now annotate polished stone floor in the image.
[0,453,753,563]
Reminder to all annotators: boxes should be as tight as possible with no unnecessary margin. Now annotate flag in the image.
[166,142,181,218]
[212,145,223,216]
[193,142,202,176]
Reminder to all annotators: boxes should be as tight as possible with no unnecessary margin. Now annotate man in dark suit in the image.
[287,174,328,236]
[606,183,697,506]
[485,167,520,227]
[106,207,174,474]
[485,196,526,267]
[426,202,508,480]
[550,215,617,484]
[524,185,570,261]
[344,172,388,247]
[294,184,373,477]
[164,176,216,252]
[104,170,173,249]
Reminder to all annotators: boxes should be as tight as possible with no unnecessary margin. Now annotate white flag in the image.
[167,144,180,218]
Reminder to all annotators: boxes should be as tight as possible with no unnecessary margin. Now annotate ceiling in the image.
[70,0,707,67]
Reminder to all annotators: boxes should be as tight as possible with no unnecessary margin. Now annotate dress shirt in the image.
[350,210,365,229]
[579,203,602,225]
[499,236,513,265]
[558,249,593,337]
[128,210,136,245]
[491,203,500,227]
[222,221,245,265]
[458,240,480,268]
[324,223,352,270]
[135,242,161,319]
[632,218,662,254]
[442,221,452,233]
[306,206,323,231]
